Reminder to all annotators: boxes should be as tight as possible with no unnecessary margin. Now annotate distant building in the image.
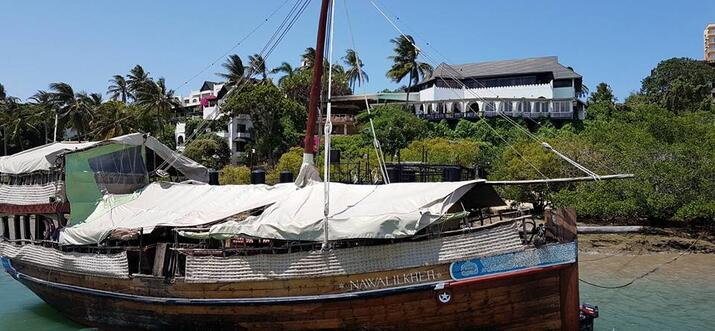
[705,24,715,62]
[329,57,588,135]
[174,81,253,163]
[412,56,586,121]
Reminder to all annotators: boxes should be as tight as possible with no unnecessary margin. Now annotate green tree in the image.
[300,47,316,70]
[126,65,150,100]
[270,62,297,86]
[28,90,57,143]
[640,57,715,113]
[588,82,616,105]
[90,101,140,140]
[134,78,181,133]
[386,35,433,105]
[183,134,231,170]
[107,75,130,103]
[222,83,305,164]
[247,54,268,82]
[357,104,429,157]
[217,54,246,85]
[281,66,351,106]
[343,49,368,90]
[48,82,93,138]
[400,138,479,168]
[220,165,251,185]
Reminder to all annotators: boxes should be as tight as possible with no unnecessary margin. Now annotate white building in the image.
[174,81,253,163]
[411,56,587,121]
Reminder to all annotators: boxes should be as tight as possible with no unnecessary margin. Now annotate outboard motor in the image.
[579,303,599,331]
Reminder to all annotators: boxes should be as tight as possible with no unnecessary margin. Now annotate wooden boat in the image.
[0,0,618,329]
[1,213,582,330]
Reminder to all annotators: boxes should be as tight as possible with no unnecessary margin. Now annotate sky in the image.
[1,0,713,101]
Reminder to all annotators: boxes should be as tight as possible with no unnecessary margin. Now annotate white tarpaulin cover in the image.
[0,133,209,182]
[59,180,482,245]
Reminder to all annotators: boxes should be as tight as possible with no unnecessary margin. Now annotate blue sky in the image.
[1,0,713,101]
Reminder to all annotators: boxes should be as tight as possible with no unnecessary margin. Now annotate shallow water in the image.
[579,253,715,330]
[0,253,713,330]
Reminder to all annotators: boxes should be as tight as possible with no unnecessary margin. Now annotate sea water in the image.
[0,253,713,330]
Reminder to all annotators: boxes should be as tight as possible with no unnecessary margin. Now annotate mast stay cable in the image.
[341,0,390,184]
[322,0,337,250]
[155,0,313,175]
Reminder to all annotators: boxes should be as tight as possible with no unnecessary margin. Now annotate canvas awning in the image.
[0,133,209,182]
[58,180,484,245]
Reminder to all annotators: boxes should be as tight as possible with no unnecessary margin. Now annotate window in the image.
[517,101,531,113]
[500,101,513,112]
[553,101,571,112]
[534,101,549,113]
[482,101,496,112]
[553,79,573,88]
[236,124,247,133]
[468,102,479,112]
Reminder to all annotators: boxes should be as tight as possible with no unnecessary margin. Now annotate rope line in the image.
[342,0,390,183]
[155,0,313,174]
[579,233,702,289]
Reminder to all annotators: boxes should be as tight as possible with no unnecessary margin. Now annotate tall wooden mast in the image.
[303,0,331,156]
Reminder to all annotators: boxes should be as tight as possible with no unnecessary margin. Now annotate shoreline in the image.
[578,231,715,255]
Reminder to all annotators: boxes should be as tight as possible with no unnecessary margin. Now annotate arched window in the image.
[483,101,496,112]
[177,136,185,145]
[500,100,513,112]
[468,102,479,113]
[451,103,460,113]
[518,100,531,113]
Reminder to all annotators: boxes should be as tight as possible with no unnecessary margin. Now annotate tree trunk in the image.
[2,128,7,156]
[404,70,413,110]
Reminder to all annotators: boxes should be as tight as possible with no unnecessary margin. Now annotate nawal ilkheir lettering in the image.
[339,270,441,291]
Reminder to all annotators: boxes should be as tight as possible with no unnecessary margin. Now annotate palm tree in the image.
[270,62,296,86]
[247,54,268,82]
[107,75,130,103]
[386,35,433,106]
[28,90,56,143]
[90,101,138,140]
[49,82,93,139]
[127,65,150,99]
[301,47,316,70]
[217,54,245,85]
[3,98,39,151]
[134,78,181,133]
[343,49,369,90]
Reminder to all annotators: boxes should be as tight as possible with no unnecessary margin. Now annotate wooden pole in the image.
[303,0,332,155]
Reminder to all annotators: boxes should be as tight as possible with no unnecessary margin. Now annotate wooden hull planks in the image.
[2,242,579,330]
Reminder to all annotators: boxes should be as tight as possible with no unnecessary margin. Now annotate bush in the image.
[183,134,230,170]
[220,166,251,185]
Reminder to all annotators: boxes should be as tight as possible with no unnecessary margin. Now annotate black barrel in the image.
[386,166,401,183]
[442,166,462,182]
[251,169,266,184]
[329,149,341,164]
[279,171,293,183]
[208,170,219,185]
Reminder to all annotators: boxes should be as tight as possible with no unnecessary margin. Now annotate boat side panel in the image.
[19,265,564,331]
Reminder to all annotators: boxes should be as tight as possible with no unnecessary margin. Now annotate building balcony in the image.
[234,132,252,140]
[417,112,480,121]
[319,114,357,124]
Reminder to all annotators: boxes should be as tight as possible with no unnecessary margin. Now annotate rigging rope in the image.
[322,0,336,250]
[342,0,390,183]
[579,233,703,289]
[155,0,313,174]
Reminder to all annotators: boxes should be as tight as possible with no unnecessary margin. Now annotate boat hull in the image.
[5,257,574,331]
